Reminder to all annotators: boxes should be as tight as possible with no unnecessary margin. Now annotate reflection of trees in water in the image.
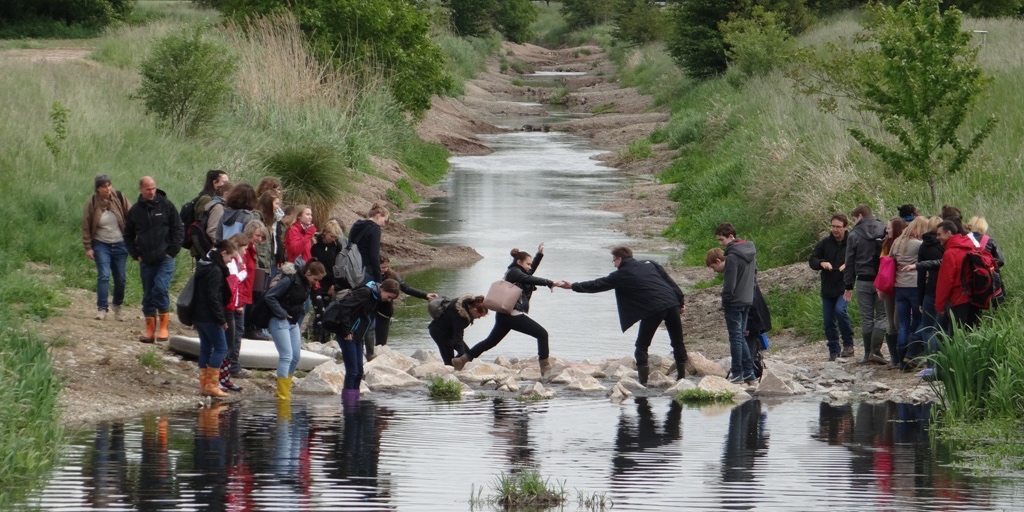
[719,400,769,511]
[490,398,535,472]
[611,398,683,489]
[815,401,981,506]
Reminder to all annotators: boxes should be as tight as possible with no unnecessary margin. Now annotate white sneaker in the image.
[94,309,106,321]
[112,305,124,322]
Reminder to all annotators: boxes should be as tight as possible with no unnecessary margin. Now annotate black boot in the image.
[859,333,872,364]
[886,333,898,367]
[675,358,688,379]
[637,365,649,386]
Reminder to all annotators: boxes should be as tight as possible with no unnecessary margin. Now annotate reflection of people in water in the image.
[136,415,174,511]
[816,402,854,446]
[491,398,535,471]
[611,398,683,482]
[192,404,228,508]
[85,422,127,507]
[224,406,256,510]
[720,399,768,508]
[327,399,393,504]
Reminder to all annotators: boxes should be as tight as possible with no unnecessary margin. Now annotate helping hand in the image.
[538,242,544,254]
[426,293,439,299]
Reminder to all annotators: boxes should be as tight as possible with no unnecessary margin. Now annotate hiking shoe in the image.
[868,354,888,365]
[840,346,855,358]
[829,354,838,362]
[112,305,124,322]
[95,309,106,321]
[744,373,758,385]
[727,375,746,384]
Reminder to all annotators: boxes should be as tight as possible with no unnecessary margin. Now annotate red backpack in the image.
[961,235,1001,310]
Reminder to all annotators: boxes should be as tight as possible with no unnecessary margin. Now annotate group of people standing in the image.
[809,203,1003,377]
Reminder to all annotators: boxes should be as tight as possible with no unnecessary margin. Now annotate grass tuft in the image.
[427,376,462,401]
[139,348,163,369]
[674,388,735,405]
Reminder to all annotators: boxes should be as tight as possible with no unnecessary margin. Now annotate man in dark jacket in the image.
[843,204,888,364]
[124,176,184,344]
[558,246,687,385]
[809,213,854,361]
[715,223,758,384]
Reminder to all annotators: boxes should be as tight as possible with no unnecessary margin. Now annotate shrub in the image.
[494,0,538,43]
[561,0,615,29]
[0,0,135,29]
[136,27,238,136]
[261,143,353,227]
[720,7,795,78]
[428,376,462,401]
[613,0,669,45]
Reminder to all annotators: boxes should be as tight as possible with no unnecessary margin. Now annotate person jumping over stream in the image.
[556,246,688,385]
[451,244,564,378]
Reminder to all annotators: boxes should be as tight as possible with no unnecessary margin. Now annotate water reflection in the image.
[720,400,769,511]
[491,398,536,471]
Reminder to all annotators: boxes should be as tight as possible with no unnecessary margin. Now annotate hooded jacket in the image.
[348,219,383,283]
[428,294,477,350]
[808,232,847,298]
[843,215,886,289]
[285,221,316,264]
[504,252,553,314]
[124,189,184,265]
[264,262,309,324]
[571,257,685,332]
[722,239,757,308]
[192,251,230,325]
[935,234,975,310]
[335,281,385,340]
[916,232,944,303]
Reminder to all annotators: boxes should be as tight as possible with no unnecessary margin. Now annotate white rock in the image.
[664,378,697,396]
[566,375,607,392]
[649,354,673,374]
[828,389,852,402]
[618,376,647,392]
[364,346,418,373]
[697,375,746,394]
[521,382,555,399]
[646,370,676,389]
[608,382,632,403]
[496,376,520,393]
[518,366,542,381]
[732,390,752,402]
[409,362,453,379]
[293,360,345,395]
[789,380,809,395]
[410,348,442,363]
[549,367,593,385]
[611,365,638,381]
[754,369,794,396]
[363,365,421,389]
[862,381,890,394]
[457,362,510,383]
[494,355,513,368]
[686,352,728,378]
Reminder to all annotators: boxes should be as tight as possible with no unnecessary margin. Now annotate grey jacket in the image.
[843,215,886,289]
[722,239,757,308]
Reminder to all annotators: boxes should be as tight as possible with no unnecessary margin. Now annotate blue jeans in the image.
[139,256,175,315]
[920,294,940,356]
[339,336,364,390]
[821,295,854,356]
[894,287,921,350]
[195,322,227,369]
[724,306,754,378]
[269,317,301,378]
[93,241,128,311]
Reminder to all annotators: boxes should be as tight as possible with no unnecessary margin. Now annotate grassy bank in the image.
[0,0,499,500]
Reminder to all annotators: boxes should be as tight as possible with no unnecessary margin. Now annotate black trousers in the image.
[467,312,549,361]
[429,325,469,366]
[633,306,686,367]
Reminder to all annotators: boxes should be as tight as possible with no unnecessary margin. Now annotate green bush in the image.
[666,0,740,79]
[495,0,538,43]
[613,0,669,45]
[674,388,735,404]
[261,143,353,227]
[0,0,136,30]
[136,27,238,136]
[561,0,615,29]
[428,376,463,401]
[720,7,795,78]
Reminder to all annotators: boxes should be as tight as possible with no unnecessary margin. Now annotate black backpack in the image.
[179,196,200,250]
[187,199,219,257]
[427,296,454,319]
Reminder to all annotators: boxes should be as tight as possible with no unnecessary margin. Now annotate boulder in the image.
[861,381,891,394]
[494,355,514,368]
[610,365,638,381]
[618,376,647,393]
[686,352,728,378]
[305,341,339,358]
[603,356,635,374]
[495,376,520,393]
[410,348,442,363]
[458,362,510,383]
[664,378,697,396]
[608,382,632,403]
[732,390,752,402]
[409,362,453,379]
[293,360,345,395]
[648,354,673,374]
[566,374,607,392]
[646,370,676,389]
[697,375,747,394]
[789,380,809,395]
[364,366,421,389]
[518,366,542,381]
[753,369,794,396]
[365,346,418,373]
[521,382,555,399]
[549,367,593,385]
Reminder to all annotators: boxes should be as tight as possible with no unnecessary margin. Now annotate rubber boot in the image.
[451,354,469,371]
[157,312,171,342]
[198,367,207,395]
[277,399,292,421]
[637,364,649,386]
[202,368,228,398]
[675,357,688,380]
[886,333,899,367]
[869,328,888,364]
[896,345,908,371]
[275,376,292,401]
[139,315,156,344]
[342,388,360,411]
[197,404,225,436]
[858,333,872,364]
[539,358,552,379]
[219,359,242,392]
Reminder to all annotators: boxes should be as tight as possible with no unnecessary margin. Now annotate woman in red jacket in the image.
[285,205,316,264]
[934,220,979,331]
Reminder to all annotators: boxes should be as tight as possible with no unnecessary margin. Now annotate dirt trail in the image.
[36,42,927,427]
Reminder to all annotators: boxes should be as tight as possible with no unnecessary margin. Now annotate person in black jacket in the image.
[558,246,687,386]
[428,294,488,365]
[843,204,888,365]
[364,254,439,359]
[266,259,327,401]
[743,283,772,380]
[124,176,184,344]
[334,279,401,405]
[193,239,237,399]
[346,203,388,286]
[309,219,345,343]
[452,244,563,377]
[809,213,854,361]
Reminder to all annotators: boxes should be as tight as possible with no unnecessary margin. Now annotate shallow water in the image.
[25,397,1021,510]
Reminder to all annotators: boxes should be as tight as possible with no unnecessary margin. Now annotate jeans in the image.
[894,287,921,350]
[269,317,301,378]
[633,306,687,367]
[854,280,887,336]
[225,309,244,372]
[724,306,754,378]
[139,256,175,315]
[340,336,364,390]
[195,321,228,369]
[93,241,127,311]
[920,294,939,356]
[467,313,549,361]
[821,295,854,356]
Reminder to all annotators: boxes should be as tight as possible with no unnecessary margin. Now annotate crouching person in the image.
[428,295,488,366]
[334,279,401,406]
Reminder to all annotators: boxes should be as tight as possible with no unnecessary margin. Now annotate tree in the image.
[561,0,615,29]
[613,0,668,45]
[447,0,496,38]
[0,0,135,27]
[794,0,997,205]
[494,0,537,43]
[666,0,741,79]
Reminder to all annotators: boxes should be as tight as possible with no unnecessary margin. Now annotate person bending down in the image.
[428,295,488,365]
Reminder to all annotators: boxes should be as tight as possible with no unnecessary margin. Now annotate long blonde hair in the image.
[892,216,928,255]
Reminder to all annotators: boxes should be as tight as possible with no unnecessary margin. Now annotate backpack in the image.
[188,198,219,257]
[334,227,367,288]
[961,238,1001,310]
[249,272,291,329]
[179,195,200,250]
[175,272,197,327]
[219,208,254,241]
[427,296,454,320]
